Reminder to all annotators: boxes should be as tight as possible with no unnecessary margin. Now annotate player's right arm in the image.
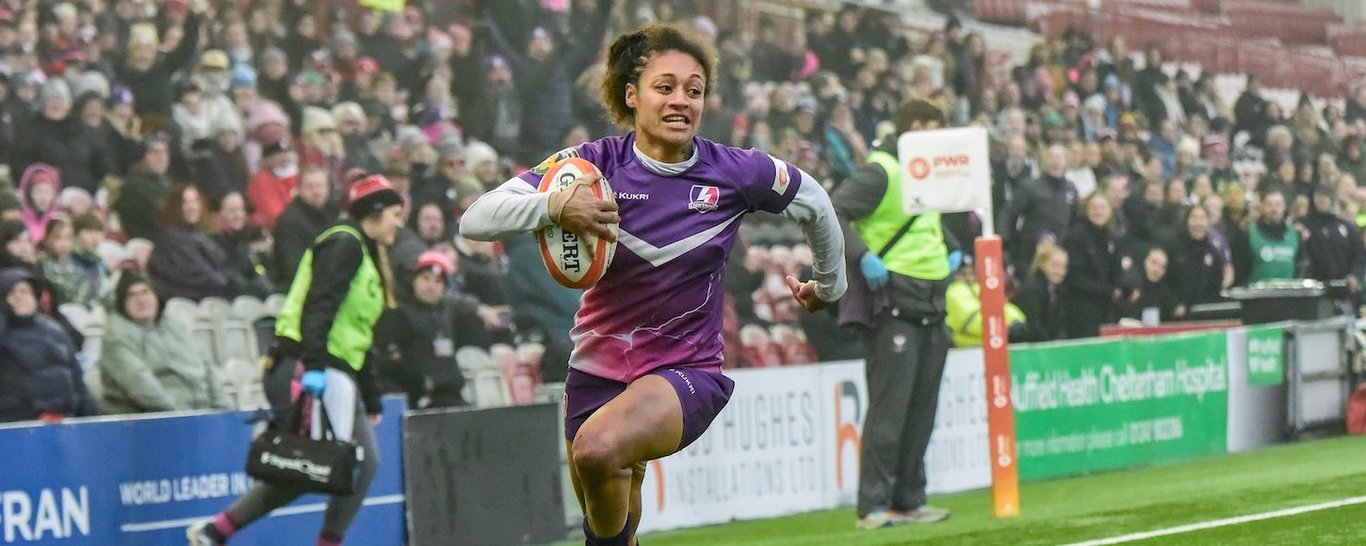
[460,175,619,242]
[461,146,619,242]
[459,177,553,241]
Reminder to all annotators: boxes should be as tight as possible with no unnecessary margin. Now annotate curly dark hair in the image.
[600,24,718,128]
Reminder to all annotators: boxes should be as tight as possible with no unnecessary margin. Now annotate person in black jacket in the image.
[1012,241,1068,342]
[374,251,495,409]
[211,193,273,298]
[113,136,173,241]
[1004,144,1079,276]
[272,167,339,288]
[1119,247,1183,322]
[146,184,233,301]
[1062,191,1124,338]
[190,121,251,204]
[0,267,100,423]
[116,11,203,131]
[12,81,115,193]
[478,0,615,162]
[1163,205,1226,314]
[1299,186,1365,298]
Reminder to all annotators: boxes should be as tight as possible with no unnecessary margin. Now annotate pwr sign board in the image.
[897,127,992,216]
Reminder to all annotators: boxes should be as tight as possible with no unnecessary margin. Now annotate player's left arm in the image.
[779,170,848,309]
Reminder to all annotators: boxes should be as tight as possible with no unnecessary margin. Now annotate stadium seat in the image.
[456,346,509,408]
[163,298,197,329]
[232,295,268,323]
[95,240,126,271]
[59,302,91,327]
[264,294,286,317]
[61,303,105,361]
[221,358,268,410]
[123,239,154,270]
[165,298,220,365]
[83,367,102,402]
[200,297,260,366]
[770,324,819,365]
[740,324,785,367]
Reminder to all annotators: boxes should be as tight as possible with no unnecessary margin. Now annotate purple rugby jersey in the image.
[516,133,801,382]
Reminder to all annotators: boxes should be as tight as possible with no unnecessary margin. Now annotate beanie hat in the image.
[40,78,71,104]
[464,140,498,168]
[106,84,133,107]
[347,175,403,219]
[415,249,454,278]
[231,64,257,88]
[301,106,337,135]
[71,71,109,99]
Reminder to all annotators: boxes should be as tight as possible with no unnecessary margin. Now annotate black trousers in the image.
[856,313,951,517]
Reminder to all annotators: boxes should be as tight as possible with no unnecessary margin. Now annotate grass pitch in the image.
[552,436,1366,545]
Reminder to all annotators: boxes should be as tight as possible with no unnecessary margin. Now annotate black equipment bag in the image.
[245,394,363,495]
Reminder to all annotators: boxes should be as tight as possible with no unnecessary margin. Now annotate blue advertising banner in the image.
[0,397,406,545]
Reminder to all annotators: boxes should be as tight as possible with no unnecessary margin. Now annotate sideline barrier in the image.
[5,322,1344,539]
[403,403,564,546]
[1011,332,1228,480]
[0,397,407,545]
[635,325,1318,532]
[635,357,990,532]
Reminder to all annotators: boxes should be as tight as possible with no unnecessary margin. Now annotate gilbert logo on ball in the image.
[537,157,618,289]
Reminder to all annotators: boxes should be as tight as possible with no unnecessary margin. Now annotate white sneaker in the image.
[891,505,951,524]
[186,521,218,546]
[856,510,895,530]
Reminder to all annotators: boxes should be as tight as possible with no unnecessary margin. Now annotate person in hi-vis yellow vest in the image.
[832,98,960,530]
[190,175,405,546]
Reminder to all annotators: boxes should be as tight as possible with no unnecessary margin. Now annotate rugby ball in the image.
[537,157,618,289]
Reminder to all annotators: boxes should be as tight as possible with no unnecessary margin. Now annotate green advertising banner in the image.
[1246,325,1285,387]
[1010,331,1229,481]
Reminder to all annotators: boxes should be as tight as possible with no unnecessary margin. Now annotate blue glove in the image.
[301,370,326,397]
[860,252,889,291]
[948,250,963,273]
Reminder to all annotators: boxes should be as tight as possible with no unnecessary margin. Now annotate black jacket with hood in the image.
[0,268,100,422]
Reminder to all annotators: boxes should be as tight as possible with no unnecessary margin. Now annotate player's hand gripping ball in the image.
[539,157,618,289]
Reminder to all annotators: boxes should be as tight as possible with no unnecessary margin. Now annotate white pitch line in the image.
[1061,495,1366,546]
[119,494,405,532]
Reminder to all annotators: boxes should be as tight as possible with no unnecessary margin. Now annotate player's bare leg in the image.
[566,447,646,546]
[628,461,645,544]
[571,375,683,540]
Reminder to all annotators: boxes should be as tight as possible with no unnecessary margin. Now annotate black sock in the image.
[203,524,227,543]
[584,513,635,546]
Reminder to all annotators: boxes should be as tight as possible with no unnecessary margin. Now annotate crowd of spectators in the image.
[1,0,1365,423]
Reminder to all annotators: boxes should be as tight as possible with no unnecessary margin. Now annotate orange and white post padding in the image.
[975,236,1019,518]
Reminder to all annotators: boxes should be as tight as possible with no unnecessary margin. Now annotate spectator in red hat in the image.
[246,141,298,231]
[340,56,380,103]
[373,247,499,410]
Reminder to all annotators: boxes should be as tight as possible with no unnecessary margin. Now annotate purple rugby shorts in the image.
[563,366,734,451]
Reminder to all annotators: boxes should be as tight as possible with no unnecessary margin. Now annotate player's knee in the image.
[571,431,621,476]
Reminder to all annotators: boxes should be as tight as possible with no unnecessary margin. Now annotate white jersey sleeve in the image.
[457,177,553,241]
[780,169,848,303]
